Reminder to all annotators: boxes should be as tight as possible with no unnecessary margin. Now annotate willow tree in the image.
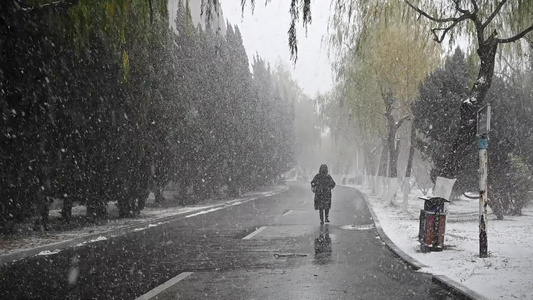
[328,2,438,164]
[334,20,439,205]
[400,0,533,179]
[316,85,368,177]
[243,0,532,178]
[237,0,533,181]
[335,57,386,178]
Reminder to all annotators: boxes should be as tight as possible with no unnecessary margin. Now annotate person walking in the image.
[311,164,336,225]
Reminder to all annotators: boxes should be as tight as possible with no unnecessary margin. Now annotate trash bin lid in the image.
[418,196,450,203]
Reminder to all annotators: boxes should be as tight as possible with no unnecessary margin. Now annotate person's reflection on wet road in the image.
[314,224,332,265]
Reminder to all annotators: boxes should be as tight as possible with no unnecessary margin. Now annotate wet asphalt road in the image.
[0,182,456,299]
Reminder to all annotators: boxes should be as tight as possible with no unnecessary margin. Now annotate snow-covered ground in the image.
[355,183,533,300]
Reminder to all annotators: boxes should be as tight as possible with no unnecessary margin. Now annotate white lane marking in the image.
[242,226,267,240]
[37,249,61,256]
[283,210,293,216]
[184,197,260,219]
[185,206,225,218]
[179,188,284,220]
[134,222,167,232]
[135,272,193,300]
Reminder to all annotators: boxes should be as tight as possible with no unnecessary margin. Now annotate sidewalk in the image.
[0,185,288,265]
[353,183,533,300]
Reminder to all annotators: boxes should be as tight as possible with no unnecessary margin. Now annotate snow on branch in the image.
[463,96,476,105]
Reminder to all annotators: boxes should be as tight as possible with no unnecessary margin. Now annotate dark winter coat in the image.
[311,164,336,210]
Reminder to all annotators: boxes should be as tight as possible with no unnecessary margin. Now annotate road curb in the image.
[432,275,490,300]
[352,187,427,270]
[343,185,483,300]
[0,185,289,266]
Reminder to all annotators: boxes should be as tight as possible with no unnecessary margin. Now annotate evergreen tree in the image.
[412,48,472,191]
[413,48,533,217]
[0,2,297,233]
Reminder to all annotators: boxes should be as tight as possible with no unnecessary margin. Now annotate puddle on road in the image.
[253,225,317,238]
[339,224,375,230]
[273,253,309,258]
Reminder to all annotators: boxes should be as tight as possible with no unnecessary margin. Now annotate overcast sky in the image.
[221,1,333,97]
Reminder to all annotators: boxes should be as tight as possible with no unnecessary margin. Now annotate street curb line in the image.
[0,185,289,266]
[432,275,490,300]
[351,187,427,270]
[343,185,483,300]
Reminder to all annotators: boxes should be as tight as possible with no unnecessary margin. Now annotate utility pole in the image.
[477,103,491,258]
[478,134,488,257]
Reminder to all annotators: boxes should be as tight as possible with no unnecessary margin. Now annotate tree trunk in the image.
[86,201,107,223]
[441,38,498,179]
[154,182,164,204]
[405,122,416,178]
[363,147,377,176]
[387,133,398,178]
[377,144,388,177]
[33,195,51,232]
[61,196,73,224]
[403,122,416,211]
[384,97,397,178]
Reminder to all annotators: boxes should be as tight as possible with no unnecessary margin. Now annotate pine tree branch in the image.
[481,0,508,29]
[496,24,533,44]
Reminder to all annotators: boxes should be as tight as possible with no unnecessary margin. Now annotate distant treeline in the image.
[0,0,295,232]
